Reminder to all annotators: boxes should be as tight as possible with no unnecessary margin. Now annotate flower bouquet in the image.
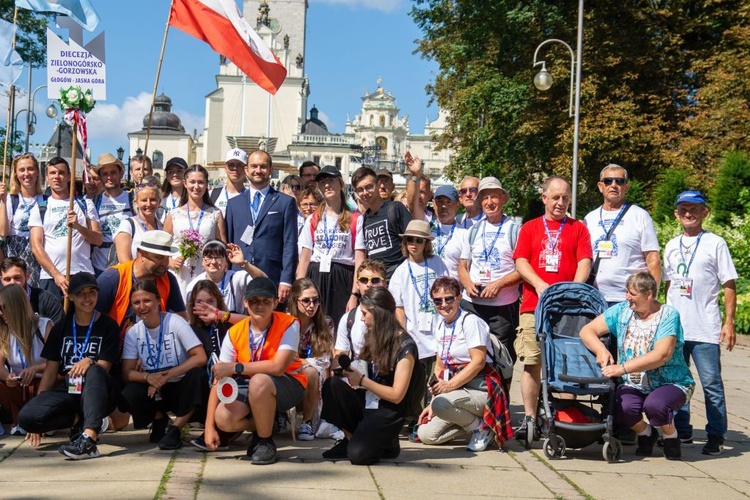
[176,228,204,277]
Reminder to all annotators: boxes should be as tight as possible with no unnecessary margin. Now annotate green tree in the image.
[651,168,693,223]
[0,0,50,67]
[709,151,750,225]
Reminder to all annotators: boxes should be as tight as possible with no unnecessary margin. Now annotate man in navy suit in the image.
[226,150,298,303]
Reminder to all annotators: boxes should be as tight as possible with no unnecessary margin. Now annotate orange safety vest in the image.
[108,260,172,327]
[227,312,307,388]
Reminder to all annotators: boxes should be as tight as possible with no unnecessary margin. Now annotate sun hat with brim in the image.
[94,152,125,173]
[137,230,179,257]
[69,272,99,295]
[674,190,706,206]
[477,176,509,197]
[315,165,343,181]
[399,220,435,241]
[244,277,277,299]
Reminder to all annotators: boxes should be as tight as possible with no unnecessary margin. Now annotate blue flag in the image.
[0,18,23,87]
[15,0,100,31]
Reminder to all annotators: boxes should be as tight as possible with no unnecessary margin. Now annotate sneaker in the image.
[59,433,100,460]
[635,426,659,456]
[190,434,229,452]
[150,417,169,444]
[158,425,183,450]
[245,433,260,457]
[702,435,725,456]
[382,438,401,459]
[10,426,26,436]
[467,427,493,452]
[408,423,421,443]
[322,438,349,459]
[250,439,277,465]
[298,422,315,441]
[515,415,535,443]
[69,421,83,443]
[662,437,682,460]
[100,417,110,434]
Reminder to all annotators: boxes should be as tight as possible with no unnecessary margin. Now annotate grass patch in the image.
[154,449,179,500]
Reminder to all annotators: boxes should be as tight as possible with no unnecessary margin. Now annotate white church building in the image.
[129,0,452,187]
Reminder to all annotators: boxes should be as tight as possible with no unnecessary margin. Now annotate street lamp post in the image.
[532,0,584,218]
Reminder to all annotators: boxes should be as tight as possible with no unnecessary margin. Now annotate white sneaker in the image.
[466,427,493,452]
[10,426,26,436]
[100,417,110,434]
[298,422,315,441]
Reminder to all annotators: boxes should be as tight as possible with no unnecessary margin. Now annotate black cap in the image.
[165,157,188,170]
[244,277,277,299]
[314,165,342,181]
[375,168,393,180]
[69,272,99,295]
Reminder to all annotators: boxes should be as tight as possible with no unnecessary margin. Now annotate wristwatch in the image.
[235,363,244,375]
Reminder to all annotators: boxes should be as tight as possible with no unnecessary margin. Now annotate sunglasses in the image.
[459,187,478,196]
[298,297,320,306]
[357,276,384,285]
[289,184,301,190]
[432,296,457,306]
[136,181,159,191]
[601,177,626,186]
[406,236,426,244]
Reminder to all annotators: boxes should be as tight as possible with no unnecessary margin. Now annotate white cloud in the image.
[316,109,336,132]
[310,0,402,13]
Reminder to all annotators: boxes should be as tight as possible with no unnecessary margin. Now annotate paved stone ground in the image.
[2,339,749,499]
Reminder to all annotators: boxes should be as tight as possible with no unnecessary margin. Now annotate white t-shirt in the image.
[456,211,484,229]
[28,196,98,279]
[435,311,492,367]
[159,194,182,223]
[584,204,660,302]
[5,193,46,237]
[335,307,366,359]
[122,313,202,382]
[115,215,162,261]
[460,217,520,306]
[299,212,365,266]
[431,221,467,280]
[186,269,251,314]
[213,186,244,216]
[389,255,449,359]
[219,320,300,361]
[92,191,133,270]
[5,317,52,376]
[663,231,738,344]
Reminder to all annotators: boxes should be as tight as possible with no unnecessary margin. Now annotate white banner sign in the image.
[46,27,106,100]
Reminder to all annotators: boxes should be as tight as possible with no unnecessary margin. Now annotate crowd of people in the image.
[0,149,737,466]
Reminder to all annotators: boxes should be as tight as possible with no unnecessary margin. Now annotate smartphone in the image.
[332,366,344,376]
[428,373,438,387]
[475,284,486,295]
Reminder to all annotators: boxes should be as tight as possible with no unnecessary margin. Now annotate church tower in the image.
[196,0,310,170]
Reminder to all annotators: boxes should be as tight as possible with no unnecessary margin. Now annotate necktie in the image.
[252,191,261,212]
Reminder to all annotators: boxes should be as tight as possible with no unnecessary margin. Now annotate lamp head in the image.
[45,103,58,119]
[116,146,124,161]
[534,66,553,91]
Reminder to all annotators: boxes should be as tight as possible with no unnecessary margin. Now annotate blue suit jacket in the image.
[225,186,298,286]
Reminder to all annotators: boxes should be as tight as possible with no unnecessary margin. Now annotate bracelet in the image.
[221,310,231,323]
[622,362,628,375]
[351,292,361,299]
[358,373,366,386]
[410,176,421,183]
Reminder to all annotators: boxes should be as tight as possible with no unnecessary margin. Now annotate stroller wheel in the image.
[603,440,622,463]
[543,435,566,459]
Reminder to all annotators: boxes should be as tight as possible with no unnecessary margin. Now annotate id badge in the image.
[154,390,162,401]
[417,311,433,332]
[478,266,491,280]
[319,254,332,273]
[545,253,560,273]
[240,225,255,246]
[67,374,84,394]
[365,389,380,409]
[596,240,614,258]
[678,278,693,297]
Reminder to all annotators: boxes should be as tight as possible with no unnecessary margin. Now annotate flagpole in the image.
[144,0,174,156]
[63,118,78,314]
[2,6,19,184]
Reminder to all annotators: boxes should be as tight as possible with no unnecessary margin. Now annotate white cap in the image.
[225,148,248,164]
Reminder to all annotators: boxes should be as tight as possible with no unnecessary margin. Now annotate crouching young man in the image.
[203,277,307,464]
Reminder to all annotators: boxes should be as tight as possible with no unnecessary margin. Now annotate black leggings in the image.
[321,377,404,465]
[18,364,118,434]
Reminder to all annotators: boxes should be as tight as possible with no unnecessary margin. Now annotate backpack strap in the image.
[210,187,222,204]
[38,194,49,223]
[10,194,19,217]
[466,222,480,266]
[346,307,357,355]
[128,217,136,236]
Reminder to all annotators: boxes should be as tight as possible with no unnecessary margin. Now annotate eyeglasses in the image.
[225,162,245,171]
[202,255,225,263]
[136,181,159,191]
[289,184,301,190]
[299,203,318,209]
[357,276,384,285]
[459,187,478,196]
[432,296,457,307]
[406,236,427,244]
[297,297,320,306]
[601,177,626,186]
[354,183,376,195]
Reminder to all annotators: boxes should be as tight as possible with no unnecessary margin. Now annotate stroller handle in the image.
[558,373,611,385]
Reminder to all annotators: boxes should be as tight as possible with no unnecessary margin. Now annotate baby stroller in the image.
[523,282,622,462]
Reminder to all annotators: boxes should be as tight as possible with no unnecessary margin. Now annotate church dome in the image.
[301,105,329,135]
[142,93,184,132]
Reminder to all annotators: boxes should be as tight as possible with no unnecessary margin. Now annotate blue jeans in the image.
[675,341,727,439]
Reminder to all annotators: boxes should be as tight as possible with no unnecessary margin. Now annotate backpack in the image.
[39,196,87,224]
[466,218,520,266]
[210,187,222,204]
[11,193,49,223]
[461,312,514,383]
[93,191,134,218]
[310,210,360,251]
[104,218,135,269]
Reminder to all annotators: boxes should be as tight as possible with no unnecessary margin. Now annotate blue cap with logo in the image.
[674,190,706,206]
[434,185,459,201]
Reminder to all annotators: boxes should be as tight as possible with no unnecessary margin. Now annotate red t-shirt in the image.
[513,216,592,313]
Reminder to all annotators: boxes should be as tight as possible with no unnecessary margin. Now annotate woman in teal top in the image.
[580,271,694,461]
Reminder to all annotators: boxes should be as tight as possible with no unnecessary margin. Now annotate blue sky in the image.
[11,0,439,161]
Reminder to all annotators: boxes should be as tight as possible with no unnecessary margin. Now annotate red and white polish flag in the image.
[169,0,287,94]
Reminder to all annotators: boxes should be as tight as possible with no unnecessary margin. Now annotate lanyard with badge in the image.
[440,312,461,378]
[241,191,262,247]
[478,216,507,281]
[17,196,37,231]
[408,259,433,332]
[676,230,703,298]
[319,214,337,273]
[541,216,566,272]
[435,222,456,257]
[67,315,95,394]
[365,361,381,409]
[596,203,630,258]
[187,203,205,231]
[144,313,166,400]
